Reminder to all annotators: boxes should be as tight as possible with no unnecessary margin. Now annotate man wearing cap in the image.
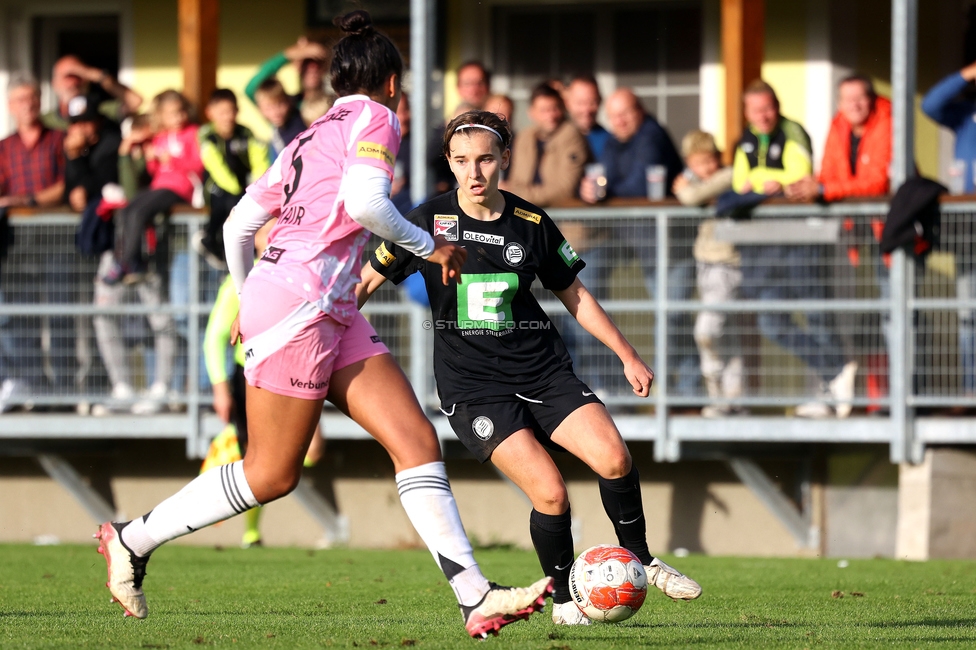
[64,95,121,212]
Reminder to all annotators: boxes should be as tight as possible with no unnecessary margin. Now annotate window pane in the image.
[614,9,660,87]
[664,94,701,147]
[663,5,702,86]
[505,12,552,91]
[556,11,596,79]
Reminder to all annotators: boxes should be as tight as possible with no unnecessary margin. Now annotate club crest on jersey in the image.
[375,242,396,267]
[434,215,458,241]
[355,141,395,167]
[472,416,494,440]
[503,242,526,266]
[464,231,504,246]
[513,207,541,224]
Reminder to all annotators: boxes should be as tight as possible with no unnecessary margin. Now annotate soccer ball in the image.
[569,544,648,622]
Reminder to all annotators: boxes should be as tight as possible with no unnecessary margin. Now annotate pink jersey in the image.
[244,95,400,325]
[147,125,203,203]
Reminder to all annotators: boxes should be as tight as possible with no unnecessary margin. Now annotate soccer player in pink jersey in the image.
[94,11,552,639]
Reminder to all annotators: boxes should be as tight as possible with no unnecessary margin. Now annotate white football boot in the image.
[645,557,702,600]
[95,521,150,618]
[552,601,591,625]
[461,577,553,638]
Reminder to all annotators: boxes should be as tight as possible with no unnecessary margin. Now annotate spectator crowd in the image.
[0,36,972,419]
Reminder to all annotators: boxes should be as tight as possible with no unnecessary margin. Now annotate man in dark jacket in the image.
[63,96,121,211]
[579,88,698,396]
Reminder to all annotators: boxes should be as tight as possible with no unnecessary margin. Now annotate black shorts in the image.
[442,372,603,463]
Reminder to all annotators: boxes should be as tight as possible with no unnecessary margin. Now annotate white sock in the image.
[121,461,259,557]
[396,461,490,607]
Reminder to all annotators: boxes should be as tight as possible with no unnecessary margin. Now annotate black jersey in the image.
[370,190,586,405]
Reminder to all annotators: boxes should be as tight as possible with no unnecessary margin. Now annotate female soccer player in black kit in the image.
[359,110,701,625]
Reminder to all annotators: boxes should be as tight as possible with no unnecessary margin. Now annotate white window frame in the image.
[0,0,134,132]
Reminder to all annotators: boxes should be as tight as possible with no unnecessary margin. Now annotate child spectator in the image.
[91,113,178,416]
[193,88,270,269]
[673,131,741,417]
[244,37,329,113]
[104,90,203,285]
[254,79,307,160]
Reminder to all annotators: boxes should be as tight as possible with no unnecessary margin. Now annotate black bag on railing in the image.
[880,176,946,265]
[75,197,115,258]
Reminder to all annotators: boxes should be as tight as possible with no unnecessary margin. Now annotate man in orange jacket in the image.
[786,74,891,202]
[787,74,893,415]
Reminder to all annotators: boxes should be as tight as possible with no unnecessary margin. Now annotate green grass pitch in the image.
[2,544,976,649]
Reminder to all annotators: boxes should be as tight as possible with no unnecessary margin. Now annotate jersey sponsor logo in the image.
[503,242,526,267]
[375,242,396,267]
[290,377,328,390]
[261,246,285,264]
[434,215,458,241]
[456,272,519,331]
[370,335,382,344]
[356,141,395,167]
[463,231,504,246]
[513,207,541,224]
[472,416,494,440]
[244,348,254,360]
[558,239,580,267]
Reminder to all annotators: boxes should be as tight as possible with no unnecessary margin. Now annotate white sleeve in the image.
[342,165,435,259]
[223,194,274,295]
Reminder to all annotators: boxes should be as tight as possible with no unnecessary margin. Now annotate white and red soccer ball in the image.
[569,544,648,622]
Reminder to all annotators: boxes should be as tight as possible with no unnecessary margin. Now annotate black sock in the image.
[529,508,575,604]
[598,464,653,565]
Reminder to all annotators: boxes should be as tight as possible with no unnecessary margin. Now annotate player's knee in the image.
[243,462,301,503]
[534,485,570,513]
[599,448,633,480]
[388,422,443,468]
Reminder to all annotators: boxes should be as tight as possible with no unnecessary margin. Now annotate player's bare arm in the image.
[553,278,654,397]
[356,264,388,309]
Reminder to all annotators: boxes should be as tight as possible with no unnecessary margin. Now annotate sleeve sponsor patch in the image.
[375,242,396,267]
[513,207,541,224]
[356,141,395,167]
[558,239,580,267]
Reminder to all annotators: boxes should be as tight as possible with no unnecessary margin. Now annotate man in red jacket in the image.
[787,74,893,415]
[786,74,891,202]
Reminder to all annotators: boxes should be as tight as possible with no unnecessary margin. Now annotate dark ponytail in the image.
[330,10,403,98]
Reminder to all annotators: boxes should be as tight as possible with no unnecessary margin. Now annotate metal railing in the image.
[0,202,974,462]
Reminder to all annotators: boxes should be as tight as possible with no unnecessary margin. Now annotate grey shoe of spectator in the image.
[701,404,749,418]
[132,382,168,415]
[795,400,833,419]
[0,379,29,414]
[829,361,858,419]
[91,383,136,417]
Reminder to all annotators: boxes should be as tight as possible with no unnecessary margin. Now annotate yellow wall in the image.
[762,0,808,127]
[131,0,305,140]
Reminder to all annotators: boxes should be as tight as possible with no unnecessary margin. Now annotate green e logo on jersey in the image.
[558,239,579,267]
[457,273,519,330]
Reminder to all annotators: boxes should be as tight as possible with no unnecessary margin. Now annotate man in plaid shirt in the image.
[0,73,65,208]
[0,73,66,413]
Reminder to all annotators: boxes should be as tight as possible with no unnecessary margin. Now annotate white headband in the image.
[453,123,503,141]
